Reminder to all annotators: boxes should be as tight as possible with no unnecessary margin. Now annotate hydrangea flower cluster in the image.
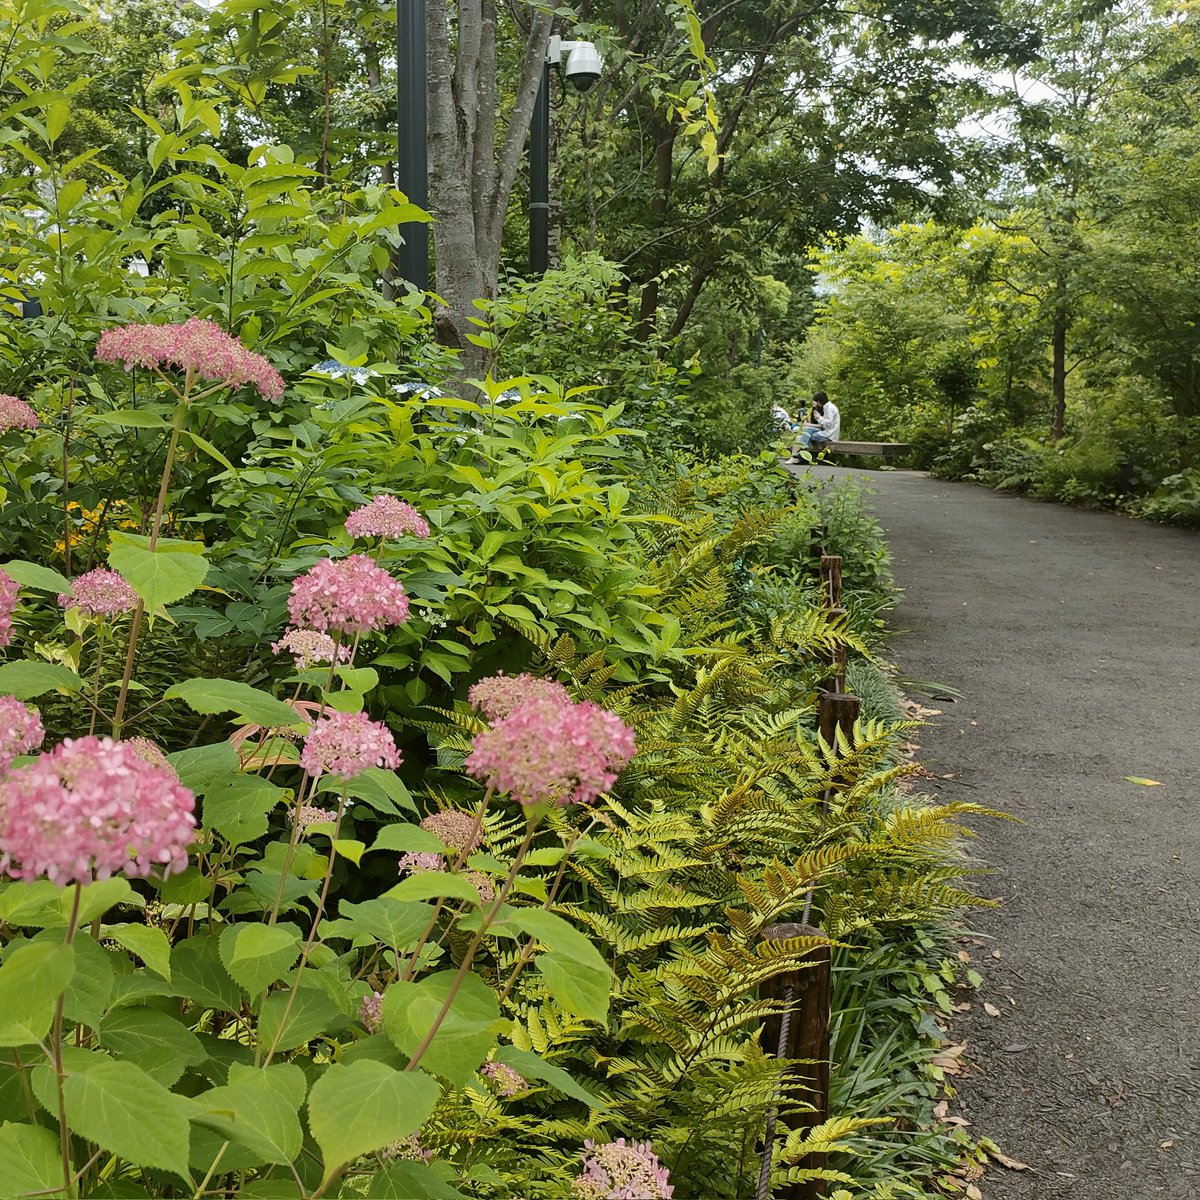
[271,628,351,671]
[468,672,571,721]
[58,568,138,617]
[398,850,444,876]
[420,809,481,855]
[295,805,338,832]
[123,736,175,775]
[344,495,430,540]
[0,569,18,648]
[286,555,410,636]
[359,990,384,1034]
[0,697,44,772]
[96,318,285,400]
[0,736,195,885]
[573,1139,674,1200]
[382,1134,433,1163]
[466,681,636,808]
[0,393,38,433]
[299,711,400,779]
[481,1060,527,1097]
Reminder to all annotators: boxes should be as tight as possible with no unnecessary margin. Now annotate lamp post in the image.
[396,0,429,291]
[529,36,602,277]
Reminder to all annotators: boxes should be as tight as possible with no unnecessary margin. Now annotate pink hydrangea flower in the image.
[58,568,138,617]
[398,850,444,875]
[299,710,400,779]
[95,317,284,400]
[359,990,384,1034]
[481,1060,527,1097]
[574,1139,673,1200]
[466,694,636,808]
[466,870,495,903]
[295,804,338,832]
[286,555,410,636]
[419,810,482,855]
[271,629,351,671]
[0,697,44,772]
[0,569,18,648]
[382,1133,432,1163]
[345,495,430,540]
[0,736,195,885]
[468,672,572,722]
[123,736,175,775]
[0,394,38,432]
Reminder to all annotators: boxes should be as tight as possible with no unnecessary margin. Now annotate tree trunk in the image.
[1050,292,1068,441]
[426,0,551,380]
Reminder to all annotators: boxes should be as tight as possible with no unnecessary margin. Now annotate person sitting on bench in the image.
[790,391,840,460]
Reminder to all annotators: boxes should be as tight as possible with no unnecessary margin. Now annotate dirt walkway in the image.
[805,466,1200,1199]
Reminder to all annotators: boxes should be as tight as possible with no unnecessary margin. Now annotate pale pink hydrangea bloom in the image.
[398,850,444,876]
[359,990,384,1034]
[271,629,351,671]
[466,693,636,808]
[466,871,495,903]
[299,710,400,779]
[573,1139,674,1200]
[58,567,138,617]
[286,555,410,636]
[344,495,430,540]
[123,736,175,775]
[419,809,481,855]
[95,317,285,400]
[0,394,38,432]
[468,672,572,722]
[0,569,18,648]
[294,805,338,832]
[382,1133,432,1163]
[0,697,44,772]
[0,736,195,885]
[481,1060,527,1097]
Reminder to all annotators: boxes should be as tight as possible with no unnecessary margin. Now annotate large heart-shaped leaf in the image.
[0,943,76,1047]
[219,923,301,996]
[108,532,209,611]
[307,1060,439,1186]
[382,972,500,1086]
[0,660,82,700]
[164,678,304,728]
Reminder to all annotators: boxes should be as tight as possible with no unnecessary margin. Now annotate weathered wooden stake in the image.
[818,691,860,809]
[818,555,842,608]
[759,922,832,1200]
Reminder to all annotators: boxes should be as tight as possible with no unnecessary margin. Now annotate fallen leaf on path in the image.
[986,1147,1032,1171]
[1002,1043,1030,1053]
[966,1185,982,1199]
[983,1002,1002,1017]
[1124,776,1163,786]
[1160,1141,1174,1149]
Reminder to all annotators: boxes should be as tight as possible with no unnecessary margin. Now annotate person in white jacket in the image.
[790,392,840,459]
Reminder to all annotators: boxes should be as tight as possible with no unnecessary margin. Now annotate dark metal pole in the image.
[396,0,428,291]
[529,57,551,277]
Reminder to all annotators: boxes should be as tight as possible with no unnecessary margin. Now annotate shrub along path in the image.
[797,464,1200,1199]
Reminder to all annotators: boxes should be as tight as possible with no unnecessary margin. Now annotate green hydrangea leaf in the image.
[307,1060,439,1186]
[382,972,500,1086]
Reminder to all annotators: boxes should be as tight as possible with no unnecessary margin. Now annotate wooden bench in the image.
[828,440,911,459]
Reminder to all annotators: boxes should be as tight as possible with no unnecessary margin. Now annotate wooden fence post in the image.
[818,555,842,609]
[818,691,860,810]
[758,922,832,1200]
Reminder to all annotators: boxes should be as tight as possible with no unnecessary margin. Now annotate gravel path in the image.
[801,465,1200,1199]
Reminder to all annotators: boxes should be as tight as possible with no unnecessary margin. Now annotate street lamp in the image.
[395,0,429,291]
[529,36,602,277]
